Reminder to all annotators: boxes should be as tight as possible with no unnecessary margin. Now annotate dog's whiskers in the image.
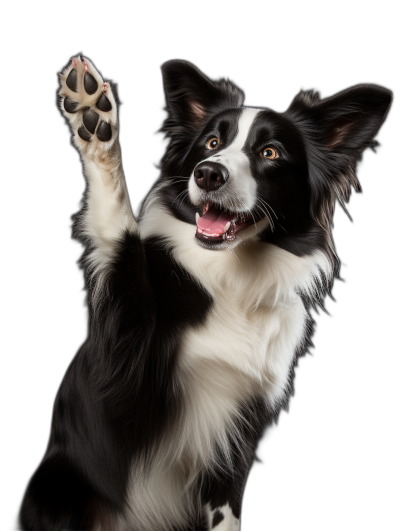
[169,177,190,186]
[255,199,275,231]
[171,190,189,211]
[170,179,189,185]
[177,191,189,211]
[277,223,287,234]
[259,199,277,229]
[171,190,186,207]
[258,198,278,220]
[236,196,257,233]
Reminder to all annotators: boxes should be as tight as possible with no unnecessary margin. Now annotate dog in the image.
[19,55,392,531]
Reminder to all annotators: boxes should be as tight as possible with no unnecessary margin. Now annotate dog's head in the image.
[159,60,392,263]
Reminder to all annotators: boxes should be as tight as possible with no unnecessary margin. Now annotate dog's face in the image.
[186,106,308,250]
[159,60,392,256]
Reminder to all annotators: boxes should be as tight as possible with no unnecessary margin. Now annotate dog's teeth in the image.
[223,222,231,233]
[196,213,200,224]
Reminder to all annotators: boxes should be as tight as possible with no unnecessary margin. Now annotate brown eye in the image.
[206,137,220,150]
[261,147,279,160]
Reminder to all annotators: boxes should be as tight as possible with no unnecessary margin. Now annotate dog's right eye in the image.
[206,137,220,150]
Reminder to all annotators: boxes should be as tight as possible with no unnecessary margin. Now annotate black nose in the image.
[194,162,229,192]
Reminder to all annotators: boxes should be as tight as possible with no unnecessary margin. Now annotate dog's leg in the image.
[205,503,240,531]
[201,474,248,531]
[59,55,137,300]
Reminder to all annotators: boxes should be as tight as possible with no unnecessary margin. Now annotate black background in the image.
[9,13,399,531]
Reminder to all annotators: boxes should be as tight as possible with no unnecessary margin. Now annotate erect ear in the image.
[286,84,392,226]
[289,84,392,153]
[161,60,245,131]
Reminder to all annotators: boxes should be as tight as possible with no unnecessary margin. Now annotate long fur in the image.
[19,55,392,531]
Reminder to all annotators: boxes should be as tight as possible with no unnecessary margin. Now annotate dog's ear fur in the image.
[161,60,245,130]
[289,84,392,152]
[286,84,392,231]
[160,60,244,176]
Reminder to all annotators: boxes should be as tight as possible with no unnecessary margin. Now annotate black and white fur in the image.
[19,56,392,531]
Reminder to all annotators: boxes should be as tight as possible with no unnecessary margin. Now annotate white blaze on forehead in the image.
[226,107,261,152]
[189,108,262,210]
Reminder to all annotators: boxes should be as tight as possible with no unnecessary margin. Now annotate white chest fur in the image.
[180,285,306,405]
[140,199,332,407]
[156,291,306,491]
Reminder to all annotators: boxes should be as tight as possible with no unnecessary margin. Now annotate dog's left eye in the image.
[206,137,220,150]
[261,147,279,160]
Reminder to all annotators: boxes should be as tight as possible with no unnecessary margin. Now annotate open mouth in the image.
[195,202,255,243]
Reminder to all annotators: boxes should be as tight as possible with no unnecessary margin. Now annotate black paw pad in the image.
[96,122,112,142]
[64,97,78,113]
[66,69,78,92]
[96,94,112,112]
[84,72,98,95]
[83,109,99,134]
[78,126,91,142]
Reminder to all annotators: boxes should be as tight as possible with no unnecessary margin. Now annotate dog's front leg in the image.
[204,502,241,531]
[58,55,138,301]
[201,466,252,531]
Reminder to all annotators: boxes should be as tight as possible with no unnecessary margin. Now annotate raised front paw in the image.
[58,55,118,151]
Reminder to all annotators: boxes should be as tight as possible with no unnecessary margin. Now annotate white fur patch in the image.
[80,158,137,302]
[122,461,196,531]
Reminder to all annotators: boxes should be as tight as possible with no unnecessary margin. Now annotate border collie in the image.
[20,55,392,531]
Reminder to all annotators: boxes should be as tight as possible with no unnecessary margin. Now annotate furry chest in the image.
[179,293,307,406]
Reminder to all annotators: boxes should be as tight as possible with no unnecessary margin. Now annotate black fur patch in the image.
[212,510,224,527]
[214,107,334,268]
[283,84,392,269]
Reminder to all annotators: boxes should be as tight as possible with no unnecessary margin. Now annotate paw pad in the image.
[96,94,112,112]
[78,125,91,142]
[66,69,78,92]
[64,97,78,113]
[96,122,112,142]
[84,72,98,95]
[60,57,117,145]
[83,109,99,133]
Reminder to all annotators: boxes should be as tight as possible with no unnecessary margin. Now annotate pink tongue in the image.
[197,205,235,236]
